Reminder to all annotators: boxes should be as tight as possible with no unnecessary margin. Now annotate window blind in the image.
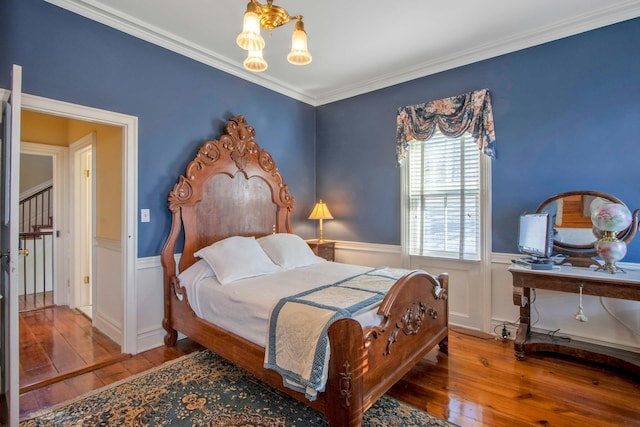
[407,131,480,260]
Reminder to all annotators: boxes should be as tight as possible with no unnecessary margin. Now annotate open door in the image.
[71,137,94,317]
[1,64,22,426]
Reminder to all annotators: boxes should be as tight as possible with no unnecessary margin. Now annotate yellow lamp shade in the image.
[309,199,332,242]
[308,200,333,220]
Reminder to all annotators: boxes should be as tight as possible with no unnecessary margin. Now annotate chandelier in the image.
[236,0,312,72]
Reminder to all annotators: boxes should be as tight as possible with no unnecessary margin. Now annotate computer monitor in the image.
[517,213,554,259]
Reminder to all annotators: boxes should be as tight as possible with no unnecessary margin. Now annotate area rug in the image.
[21,350,455,426]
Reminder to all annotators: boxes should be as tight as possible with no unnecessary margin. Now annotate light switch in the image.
[141,209,150,223]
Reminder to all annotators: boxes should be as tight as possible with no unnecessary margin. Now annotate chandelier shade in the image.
[236,8,265,51]
[237,0,312,72]
[287,20,312,65]
[243,50,268,72]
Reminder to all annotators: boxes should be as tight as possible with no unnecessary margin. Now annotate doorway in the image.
[18,133,97,319]
[18,114,122,392]
[12,94,138,355]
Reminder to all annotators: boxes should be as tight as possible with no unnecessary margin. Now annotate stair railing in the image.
[19,185,54,310]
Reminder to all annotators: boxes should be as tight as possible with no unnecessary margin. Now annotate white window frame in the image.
[400,130,492,267]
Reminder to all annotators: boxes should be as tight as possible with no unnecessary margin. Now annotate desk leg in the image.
[512,285,531,360]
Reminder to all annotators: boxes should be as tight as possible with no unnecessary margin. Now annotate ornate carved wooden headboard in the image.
[160,115,294,277]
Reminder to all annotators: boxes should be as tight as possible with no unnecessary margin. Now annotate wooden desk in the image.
[508,264,640,376]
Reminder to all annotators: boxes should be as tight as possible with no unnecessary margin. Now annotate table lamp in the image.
[590,198,632,274]
[308,199,333,242]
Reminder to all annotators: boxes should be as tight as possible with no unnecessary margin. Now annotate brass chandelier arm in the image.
[252,0,303,31]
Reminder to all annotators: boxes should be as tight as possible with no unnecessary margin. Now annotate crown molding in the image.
[314,2,640,105]
[44,0,317,105]
[46,0,640,107]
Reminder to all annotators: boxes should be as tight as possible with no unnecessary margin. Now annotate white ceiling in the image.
[47,0,640,106]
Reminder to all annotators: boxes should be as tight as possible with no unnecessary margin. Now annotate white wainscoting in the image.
[333,241,403,267]
[132,242,640,353]
[411,257,487,331]
[135,256,168,352]
[95,238,123,346]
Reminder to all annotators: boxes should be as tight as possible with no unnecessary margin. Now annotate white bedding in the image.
[179,261,384,347]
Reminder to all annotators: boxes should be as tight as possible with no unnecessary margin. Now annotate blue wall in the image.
[2,1,639,262]
[316,18,640,262]
[0,0,317,258]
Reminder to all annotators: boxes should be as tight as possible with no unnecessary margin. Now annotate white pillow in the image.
[194,236,281,285]
[258,233,324,270]
[177,259,215,287]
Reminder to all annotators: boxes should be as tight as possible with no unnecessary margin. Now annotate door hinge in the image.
[83,275,90,284]
[83,169,90,178]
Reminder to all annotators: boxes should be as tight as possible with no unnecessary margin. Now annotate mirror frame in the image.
[536,190,639,265]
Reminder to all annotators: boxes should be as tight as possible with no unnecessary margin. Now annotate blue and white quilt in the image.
[264,267,409,400]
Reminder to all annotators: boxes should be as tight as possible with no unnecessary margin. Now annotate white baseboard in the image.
[136,326,166,353]
[94,311,123,346]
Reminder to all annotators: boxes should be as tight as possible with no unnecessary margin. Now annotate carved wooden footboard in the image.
[325,270,448,427]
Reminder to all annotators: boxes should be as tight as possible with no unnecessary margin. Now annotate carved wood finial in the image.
[168,176,194,213]
[224,115,254,143]
[339,361,353,407]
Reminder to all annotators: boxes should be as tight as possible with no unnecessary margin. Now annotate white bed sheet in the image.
[180,261,385,347]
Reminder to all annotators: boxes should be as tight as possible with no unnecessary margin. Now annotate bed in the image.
[160,115,449,426]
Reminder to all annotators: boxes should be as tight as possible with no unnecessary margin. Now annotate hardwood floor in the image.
[19,331,203,419]
[18,290,54,312]
[19,315,640,426]
[19,306,125,393]
[389,327,640,426]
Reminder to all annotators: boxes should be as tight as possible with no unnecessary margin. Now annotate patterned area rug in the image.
[21,350,455,426]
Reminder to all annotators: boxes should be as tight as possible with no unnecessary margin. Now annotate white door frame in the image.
[70,134,95,313]
[20,142,69,306]
[2,91,139,354]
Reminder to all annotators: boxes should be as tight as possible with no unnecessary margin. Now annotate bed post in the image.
[326,318,365,427]
[160,209,182,346]
[437,272,449,354]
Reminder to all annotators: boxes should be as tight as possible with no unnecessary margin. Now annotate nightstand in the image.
[306,240,335,262]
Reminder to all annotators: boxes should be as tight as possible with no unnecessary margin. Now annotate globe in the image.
[591,202,632,232]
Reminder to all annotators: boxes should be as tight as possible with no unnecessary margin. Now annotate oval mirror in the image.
[536,190,639,265]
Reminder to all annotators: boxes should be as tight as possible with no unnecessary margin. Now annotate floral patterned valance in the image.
[396,88,496,163]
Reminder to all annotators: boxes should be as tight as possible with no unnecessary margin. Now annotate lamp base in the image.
[317,218,325,243]
[594,231,627,274]
[594,263,626,274]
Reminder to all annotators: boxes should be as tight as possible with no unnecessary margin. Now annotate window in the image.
[406,130,481,260]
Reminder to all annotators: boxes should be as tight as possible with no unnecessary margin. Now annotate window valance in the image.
[396,88,496,163]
